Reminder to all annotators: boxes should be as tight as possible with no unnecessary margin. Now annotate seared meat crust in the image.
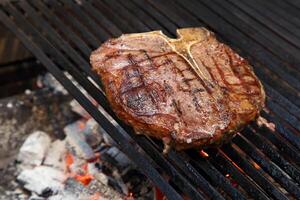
[91,28,265,150]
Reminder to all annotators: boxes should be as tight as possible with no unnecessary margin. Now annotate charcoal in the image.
[17,131,51,167]
[17,166,64,195]
[44,140,66,170]
[83,118,103,148]
[64,121,95,161]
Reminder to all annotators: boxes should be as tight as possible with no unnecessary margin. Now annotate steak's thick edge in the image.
[90,28,265,150]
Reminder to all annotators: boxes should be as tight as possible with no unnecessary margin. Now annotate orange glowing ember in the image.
[124,192,135,200]
[74,162,94,185]
[65,152,74,172]
[155,187,164,200]
[74,174,93,186]
[78,121,86,130]
[183,195,191,200]
[82,163,88,173]
[199,150,209,158]
[65,152,94,186]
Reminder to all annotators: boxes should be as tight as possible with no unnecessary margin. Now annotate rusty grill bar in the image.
[0,0,299,199]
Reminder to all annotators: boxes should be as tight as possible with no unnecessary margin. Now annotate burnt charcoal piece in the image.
[91,28,265,150]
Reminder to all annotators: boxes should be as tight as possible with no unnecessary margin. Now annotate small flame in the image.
[124,192,135,200]
[253,163,261,170]
[199,150,209,158]
[225,174,230,178]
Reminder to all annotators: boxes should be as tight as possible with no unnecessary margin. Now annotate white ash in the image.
[24,89,32,95]
[6,102,13,108]
[44,140,66,170]
[13,118,153,199]
[37,73,68,95]
[17,131,51,168]
[17,166,65,196]
[29,193,46,200]
[87,179,123,200]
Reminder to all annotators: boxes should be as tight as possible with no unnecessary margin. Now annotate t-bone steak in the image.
[90,28,265,150]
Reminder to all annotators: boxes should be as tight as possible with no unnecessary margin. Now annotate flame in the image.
[199,150,209,158]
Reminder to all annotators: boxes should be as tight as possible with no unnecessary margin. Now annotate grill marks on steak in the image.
[91,28,265,150]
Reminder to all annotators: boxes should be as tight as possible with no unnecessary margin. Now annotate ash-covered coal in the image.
[11,119,154,200]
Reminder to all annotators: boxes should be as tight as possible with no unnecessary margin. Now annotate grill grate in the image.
[0,0,299,199]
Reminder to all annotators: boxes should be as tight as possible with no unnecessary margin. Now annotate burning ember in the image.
[65,153,93,186]
[253,162,261,170]
[199,150,209,158]
[13,117,154,199]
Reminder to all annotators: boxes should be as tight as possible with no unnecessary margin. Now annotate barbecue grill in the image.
[0,0,299,199]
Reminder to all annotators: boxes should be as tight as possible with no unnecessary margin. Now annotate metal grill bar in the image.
[233,135,300,198]
[48,1,101,48]
[29,1,91,57]
[250,0,300,32]
[208,149,270,200]
[171,0,300,146]
[1,0,299,199]
[188,156,245,199]
[0,3,183,200]
[1,1,213,199]
[222,144,289,200]
[206,0,300,72]
[261,111,300,150]
[230,0,300,46]
[242,127,300,183]
[250,122,300,163]
[271,0,300,19]
[174,0,300,102]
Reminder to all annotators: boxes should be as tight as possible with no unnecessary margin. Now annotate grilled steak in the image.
[90,28,265,150]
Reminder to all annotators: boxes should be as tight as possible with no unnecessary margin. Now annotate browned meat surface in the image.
[90,28,265,150]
